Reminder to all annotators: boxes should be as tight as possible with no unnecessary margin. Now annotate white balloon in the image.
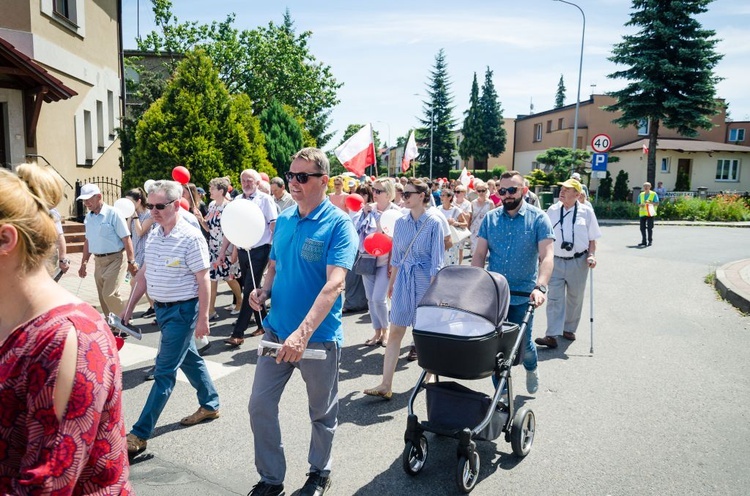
[113,198,136,219]
[220,199,265,249]
[379,209,403,237]
[144,179,156,192]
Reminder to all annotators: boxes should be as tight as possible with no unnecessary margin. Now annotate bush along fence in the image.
[75,177,122,221]
[593,193,750,221]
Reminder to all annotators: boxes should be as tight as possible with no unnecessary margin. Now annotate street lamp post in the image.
[554,0,585,153]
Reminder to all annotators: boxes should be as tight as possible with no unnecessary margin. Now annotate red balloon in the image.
[172,166,191,184]
[179,198,190,210]
[260,172,270,182]
[363,232,393,256]
[115,336,125,351]
[370,175,376,181]
[345,193,365,212]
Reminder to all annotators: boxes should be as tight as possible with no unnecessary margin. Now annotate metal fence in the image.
[75,177,122,221]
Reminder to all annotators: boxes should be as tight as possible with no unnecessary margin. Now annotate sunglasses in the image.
[372,188,385,194]
[285,171,325,184]
[402,191,420,199]
[145,200,176,210]
[498,187,520,196]
[476,189,488,193]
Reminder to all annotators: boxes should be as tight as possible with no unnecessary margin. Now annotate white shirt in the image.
[546,201,601,257]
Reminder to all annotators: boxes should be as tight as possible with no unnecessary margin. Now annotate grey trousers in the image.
[249,330,341,485]
[545,255,589,337]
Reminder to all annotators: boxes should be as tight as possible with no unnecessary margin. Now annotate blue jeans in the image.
[507,303,537,372]
[131,300,220,439]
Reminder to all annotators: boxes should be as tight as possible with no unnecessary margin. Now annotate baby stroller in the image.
[402,265,536,493]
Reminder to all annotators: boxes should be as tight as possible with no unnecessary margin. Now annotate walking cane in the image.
[589,270,594,354]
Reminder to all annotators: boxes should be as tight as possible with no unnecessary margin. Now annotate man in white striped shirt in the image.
[121,180,220,456]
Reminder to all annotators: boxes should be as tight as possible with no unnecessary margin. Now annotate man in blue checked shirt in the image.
[472,170,554,395]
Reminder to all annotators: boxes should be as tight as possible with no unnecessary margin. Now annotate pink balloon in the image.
[172,166,191,184]
[260,172,270,182]
[345,193,365,212]
[179,198,190,210]
[363,233,393,256]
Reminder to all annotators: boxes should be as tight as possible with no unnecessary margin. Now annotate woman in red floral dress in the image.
[0,164,132,494]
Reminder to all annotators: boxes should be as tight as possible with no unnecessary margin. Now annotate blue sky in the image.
[121,0,750,149]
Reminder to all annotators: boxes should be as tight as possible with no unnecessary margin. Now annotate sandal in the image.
[363,388,392,400]
[364,335,382,346]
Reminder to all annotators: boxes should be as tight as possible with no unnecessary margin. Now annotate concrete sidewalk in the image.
[716,258,750,314]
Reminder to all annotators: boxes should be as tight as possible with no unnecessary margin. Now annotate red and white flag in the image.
[401,130,418,172]
[642,143,649,154]
[334,123,376,177]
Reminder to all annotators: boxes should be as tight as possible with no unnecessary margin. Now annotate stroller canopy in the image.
[418,266,510,327]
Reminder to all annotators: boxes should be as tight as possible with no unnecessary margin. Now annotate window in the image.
[107,91,115,137]
[715,159,740,182]
[558,118,564,130]
[546,120,552,133]
[729,128,745,142]
[534,123,542,142]
[660,157,671,173]
[531,161,540,170]
[96,101,104,152]
[42,0,84,35]
[637,118,649,136]
[83,110,93,163]
[53,0,77,24]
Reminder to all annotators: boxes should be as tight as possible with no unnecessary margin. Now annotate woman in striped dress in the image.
[363,178,444,400]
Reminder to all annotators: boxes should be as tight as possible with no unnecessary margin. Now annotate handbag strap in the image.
[403,217,430,261]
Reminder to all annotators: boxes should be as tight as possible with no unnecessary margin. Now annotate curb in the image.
[598,219,750,228]
[715,259,750,315]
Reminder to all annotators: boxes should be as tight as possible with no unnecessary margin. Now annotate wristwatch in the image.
[60,258,71,265]
[127,260,137,266]
[534,284,548,294]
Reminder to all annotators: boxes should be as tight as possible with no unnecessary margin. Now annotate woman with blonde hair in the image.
[0,164,131,493]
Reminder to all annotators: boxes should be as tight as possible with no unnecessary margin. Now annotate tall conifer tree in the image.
[605,0,722,185]
[478,67,506,171]
[459,73,483,168]
[555,74,566,108]
[417,49,456,178]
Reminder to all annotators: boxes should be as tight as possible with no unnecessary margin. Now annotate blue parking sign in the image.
[592,152,608,171]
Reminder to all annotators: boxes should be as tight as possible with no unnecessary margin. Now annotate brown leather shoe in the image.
[535,336,558,348]
[249,328,265,337]
[126,433,147,456]
[224,337,244,347]
[562,331,576,341]
[180,406,220,426]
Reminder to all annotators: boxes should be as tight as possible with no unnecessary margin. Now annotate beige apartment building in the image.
[512,95,750,193]
[0,0,123,219]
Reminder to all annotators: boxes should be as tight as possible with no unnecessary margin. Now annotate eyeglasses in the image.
[476,189,488,193]
[441,193,452,197]
[285,171,325,184]
[372,188,385,194]
[145,200,175,210]
[498,187,520,196]
[402,191,420,199]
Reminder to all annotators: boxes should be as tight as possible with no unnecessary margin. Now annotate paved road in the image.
[62,224,750,495]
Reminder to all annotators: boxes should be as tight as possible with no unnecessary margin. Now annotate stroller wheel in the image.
[402,435,428,475]
[456,450,480,493]
[511,407,535,457]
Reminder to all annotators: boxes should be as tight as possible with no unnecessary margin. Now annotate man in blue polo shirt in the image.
[472,170,554,395]
[77,183,137,315]
[247,148,357,496]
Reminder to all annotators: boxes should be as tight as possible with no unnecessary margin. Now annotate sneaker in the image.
[247,481,284,496]
[526,368,539,394]
[637,241,647,247]
[406,345,418,362]
[299,472,331,496]
[144,366,155,381]
[141,306,156,318]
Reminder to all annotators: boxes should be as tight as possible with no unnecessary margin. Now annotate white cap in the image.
[571,172,582,181]
[76,183,101,200]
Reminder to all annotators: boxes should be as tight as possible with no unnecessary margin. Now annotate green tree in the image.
[598,170,613,200]
[555,74,566,109]
[605,0,723,185]
[478,67,506,170]
[613,170,630,201]
[458,73,483,168]
[535,147,591,183]
[138,2,342,146]
[259,99,304,177]
[129,50,269,189]
[417,49,456,179]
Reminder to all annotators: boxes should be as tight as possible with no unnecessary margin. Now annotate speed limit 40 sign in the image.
[591,134,612,153]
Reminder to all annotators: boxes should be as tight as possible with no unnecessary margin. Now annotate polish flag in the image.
[642,143,649,154]
[402,130,418,172]
[334,123,376,177]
